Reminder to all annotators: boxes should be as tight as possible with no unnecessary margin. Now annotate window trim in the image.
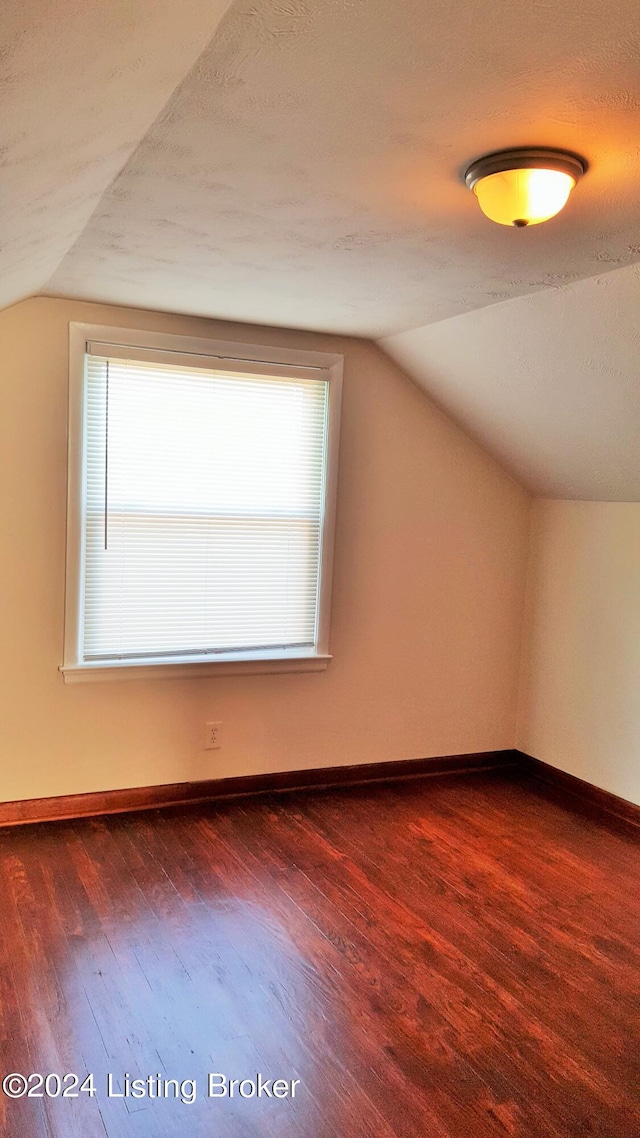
[61,323,343,683]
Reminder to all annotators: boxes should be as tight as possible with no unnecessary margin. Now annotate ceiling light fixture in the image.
[464,148,587,227]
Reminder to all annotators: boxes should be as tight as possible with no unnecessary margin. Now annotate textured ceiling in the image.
[38,0,640,336]
[4,0,640,500]
[0,0,234,311]
[382,263,640,501]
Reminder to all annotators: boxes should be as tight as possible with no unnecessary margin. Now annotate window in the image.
[62,325,342,682]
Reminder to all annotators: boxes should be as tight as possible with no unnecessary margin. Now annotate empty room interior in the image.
[1,1,639,1135]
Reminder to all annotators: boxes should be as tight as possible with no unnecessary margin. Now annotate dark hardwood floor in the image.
[0,770,638,1138]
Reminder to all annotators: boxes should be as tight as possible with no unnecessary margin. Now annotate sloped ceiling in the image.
[0,0,235,311]
[3,0,633,332]
[3,0,640,499]
[382,263,640,501]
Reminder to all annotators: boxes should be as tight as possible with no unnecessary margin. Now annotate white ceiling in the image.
[1,0,235,312]
[382,263,640,501]
[4,0,640,498]
[33,0,640,336]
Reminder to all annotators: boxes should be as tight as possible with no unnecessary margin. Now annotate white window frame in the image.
[61,323,343,683]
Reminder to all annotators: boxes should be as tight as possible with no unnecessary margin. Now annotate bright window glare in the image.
[83,357,329,660]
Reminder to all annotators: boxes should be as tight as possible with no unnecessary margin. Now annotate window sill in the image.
[59,652,332,684]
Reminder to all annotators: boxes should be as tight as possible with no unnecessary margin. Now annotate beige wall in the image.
[517,500,640,806]
[0,297,530,803]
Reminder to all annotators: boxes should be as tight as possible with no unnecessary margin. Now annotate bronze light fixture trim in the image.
[464,147,588,227]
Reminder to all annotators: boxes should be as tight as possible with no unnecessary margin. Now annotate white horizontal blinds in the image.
[83,354,328,661]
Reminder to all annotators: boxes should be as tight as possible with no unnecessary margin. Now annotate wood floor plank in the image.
[296,782,637,1128]
[0,770,637,1137]
[230,796,577,1137]
[293,782,637,1119]
[295,783,639,1041]
[224,799,524,1138]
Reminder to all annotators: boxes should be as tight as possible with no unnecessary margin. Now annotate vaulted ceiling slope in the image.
[1,0,235,312]
[2,0,639,336]
[382,263,640,502]
[4,0,640,501]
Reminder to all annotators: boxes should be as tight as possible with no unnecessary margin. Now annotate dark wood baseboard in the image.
[0,750,516,828]
[4,750,637,834]
[518,751,640,834]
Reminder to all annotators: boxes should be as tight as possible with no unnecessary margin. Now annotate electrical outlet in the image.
[204,721,222,750]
